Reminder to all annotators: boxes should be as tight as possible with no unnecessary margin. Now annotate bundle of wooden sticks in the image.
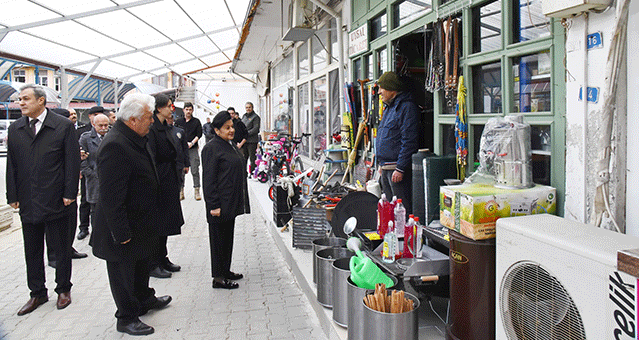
[363,283,414,313]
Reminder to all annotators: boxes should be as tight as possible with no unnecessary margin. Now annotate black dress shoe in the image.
[139,295,172,316]
[149,266,172,278]
[77,229,89,240]
[226,272,243,280]
[72,249,88,259]
[212,278,239,289]
[48,260,57,268]
[116,319,154,336]
[162,258,181,272]
[17,296,48,316]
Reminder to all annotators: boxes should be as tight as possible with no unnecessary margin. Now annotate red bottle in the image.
[403,216,415,258]
[377,194,389,237]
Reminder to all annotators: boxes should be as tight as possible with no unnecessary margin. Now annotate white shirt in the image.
[30,108,47,135]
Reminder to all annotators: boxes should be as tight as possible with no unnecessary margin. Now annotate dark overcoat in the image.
[202,133,250,224]
[147,115,184,236]
[79,128,102,204]
[171,125,190,174]
[90,120,160,262]
[5,111,80,224]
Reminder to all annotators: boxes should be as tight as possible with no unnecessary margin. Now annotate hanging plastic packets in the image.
[454,75,467,181]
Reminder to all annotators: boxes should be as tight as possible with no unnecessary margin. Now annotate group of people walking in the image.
[5,84,261,335]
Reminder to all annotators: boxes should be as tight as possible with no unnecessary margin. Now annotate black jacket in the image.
[90,120,160,262]
[79,128,103,204]
[147,115,184,236]
[232,118,248,144]
[241,111,261,143]
[202,133,250,223]
[6,111,80,224]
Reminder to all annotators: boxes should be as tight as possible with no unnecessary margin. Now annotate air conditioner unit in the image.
[282,0,316,41]
[496,214,638,340]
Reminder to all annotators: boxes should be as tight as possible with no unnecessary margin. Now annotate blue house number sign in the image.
[579,86,600,103]
[587,32,603,50]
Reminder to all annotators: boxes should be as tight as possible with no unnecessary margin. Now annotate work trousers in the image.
[79,176,91,231]
[242,142,258,174]
[379,168,413,215]
[106,258,156,321]
[187,147,200,188]
[22,215,72,297]
[208,218,236,278]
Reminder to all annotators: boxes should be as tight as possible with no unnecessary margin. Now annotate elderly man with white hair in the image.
[90,93,171,336]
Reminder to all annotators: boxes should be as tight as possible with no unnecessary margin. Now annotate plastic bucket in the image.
[347,275,398,340]
[332,257,352,327]
[312,237,347,284]
[317,247,352,308]
[362,291,420,340]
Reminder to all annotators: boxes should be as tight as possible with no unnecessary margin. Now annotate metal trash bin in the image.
[316,247,351,308]
[347,275,398,340]
[312,237,347,284]
[332,257,352,327]
[362,292,420,340]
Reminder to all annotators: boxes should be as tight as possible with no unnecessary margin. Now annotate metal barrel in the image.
[316,247,351,308]
[312,237,347,284]
[362,292,420,340]
[331,257,352,327]
[347,275,398,340]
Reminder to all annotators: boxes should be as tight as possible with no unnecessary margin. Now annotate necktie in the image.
[30,119,38,135]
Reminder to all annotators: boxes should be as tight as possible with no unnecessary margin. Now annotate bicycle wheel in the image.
[268,185,276,201]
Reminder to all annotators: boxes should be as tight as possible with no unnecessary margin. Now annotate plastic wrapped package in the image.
[466,115,533,188]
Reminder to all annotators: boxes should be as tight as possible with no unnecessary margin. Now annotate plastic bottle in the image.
[377,194,389,237]
[403,216,415,258]
[414,217,423,258]
[382,221,397,263]
[394,199,406,237]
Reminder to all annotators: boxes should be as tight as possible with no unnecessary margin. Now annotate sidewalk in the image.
[0,184,328,340]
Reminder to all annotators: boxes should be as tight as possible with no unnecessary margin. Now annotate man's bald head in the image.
[92,113,110,136]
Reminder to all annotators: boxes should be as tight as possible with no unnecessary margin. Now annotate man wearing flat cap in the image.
[375,71,419,214]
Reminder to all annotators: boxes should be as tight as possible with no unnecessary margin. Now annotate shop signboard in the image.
[349,24,368,57]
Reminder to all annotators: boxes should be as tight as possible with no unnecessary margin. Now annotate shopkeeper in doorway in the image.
[375,71,419,213]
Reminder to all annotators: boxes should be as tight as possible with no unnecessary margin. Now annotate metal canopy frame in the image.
[0,0,251,90]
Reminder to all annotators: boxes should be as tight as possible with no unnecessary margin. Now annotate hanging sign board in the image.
[349,24,368,57]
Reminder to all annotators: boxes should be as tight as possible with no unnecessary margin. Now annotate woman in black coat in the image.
[202,111,250,289]
[147,94,185,278]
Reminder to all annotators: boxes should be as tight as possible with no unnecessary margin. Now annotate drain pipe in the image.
[306,0,346,115]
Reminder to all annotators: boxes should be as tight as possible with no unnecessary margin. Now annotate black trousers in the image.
[150,235,168,268]
[47,201,78,262]
[242,142,258,173]
[106,258,156,321]
[79,176,91,231]
[22,215,72,297]
[208,218,235,278]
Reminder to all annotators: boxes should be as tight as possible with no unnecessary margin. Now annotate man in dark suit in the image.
[90,93,171,336]
[167,114,190,199]
[6,84,80,315]
[76,106,104,240]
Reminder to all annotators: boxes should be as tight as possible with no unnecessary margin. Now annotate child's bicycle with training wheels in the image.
[267,132,310,201]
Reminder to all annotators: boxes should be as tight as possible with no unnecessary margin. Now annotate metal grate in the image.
[291,206,329,249]
[500,261,586,340]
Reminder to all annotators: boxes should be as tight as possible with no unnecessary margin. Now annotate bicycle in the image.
[266,133,310,201]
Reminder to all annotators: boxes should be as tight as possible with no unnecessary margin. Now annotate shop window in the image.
[54,76,60,91]
[353,58,362,81]
[393,0,432,29]
[472,61,502,114]
[472,124,485,168]
[13,69,26,82]
[512,50,551,113]
[472,0,502,53]
[330,19,339,64]
[365,53,374,80]
[512,0,550,43]
[312,32,328,73]
[441,124,456,157]
[39,70,48,87]
[530,125,551,185]
[312,76,327,159]
[298,83,310,157]
[377,48,387,76]
[370,12,387,41]
[298,41,309,79]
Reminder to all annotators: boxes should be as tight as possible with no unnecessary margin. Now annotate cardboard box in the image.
[440,183,556,240]
[261,131,278,141]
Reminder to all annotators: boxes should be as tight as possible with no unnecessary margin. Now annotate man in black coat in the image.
[6,84,80,315]
[76,106,103,240]
[167,114,190,200]
[228,107,248,154]
[90,94,171,336]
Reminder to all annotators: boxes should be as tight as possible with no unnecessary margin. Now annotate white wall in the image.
[564,1,637,236]
[194,79,259,123]
[626,0,638,237]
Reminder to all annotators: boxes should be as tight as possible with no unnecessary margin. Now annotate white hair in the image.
[117,93,155,121]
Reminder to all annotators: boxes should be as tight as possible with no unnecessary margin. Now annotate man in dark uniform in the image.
[76,106,104,240]
[229,107,248,154]
[91,93,171,335]
[6,84,80,315]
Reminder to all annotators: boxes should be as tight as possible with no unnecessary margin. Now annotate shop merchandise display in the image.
[363,284,415,313]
